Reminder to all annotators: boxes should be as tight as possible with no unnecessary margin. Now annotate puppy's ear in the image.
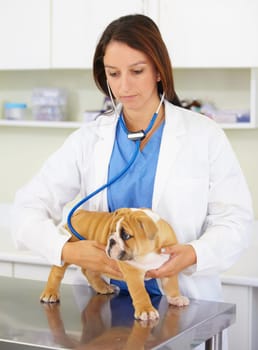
[137,216,158,240]
[110,209,129,231]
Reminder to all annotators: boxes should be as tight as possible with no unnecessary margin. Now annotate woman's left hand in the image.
[145,244,197,279]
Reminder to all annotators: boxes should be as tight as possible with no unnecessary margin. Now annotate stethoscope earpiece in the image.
[106,80,117,113]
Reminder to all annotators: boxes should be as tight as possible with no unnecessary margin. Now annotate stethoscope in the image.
[67,91,165,240]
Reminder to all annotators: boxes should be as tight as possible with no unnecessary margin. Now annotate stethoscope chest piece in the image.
[127,130,145,141]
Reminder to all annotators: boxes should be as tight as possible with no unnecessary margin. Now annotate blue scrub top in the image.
[107,115,165,295]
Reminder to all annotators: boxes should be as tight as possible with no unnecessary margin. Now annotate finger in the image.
[92,241,107,250]
[105,265,123,278]
[106,258,123,275]
[161,245,176,254]
[146,269,159,278]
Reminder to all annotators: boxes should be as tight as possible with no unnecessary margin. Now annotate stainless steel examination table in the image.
[0,276,235,350]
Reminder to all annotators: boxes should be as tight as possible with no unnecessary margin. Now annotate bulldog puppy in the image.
[40,208,189,320]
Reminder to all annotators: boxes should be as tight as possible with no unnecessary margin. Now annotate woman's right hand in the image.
[61,240,123,279]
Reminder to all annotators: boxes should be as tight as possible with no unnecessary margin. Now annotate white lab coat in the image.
[12,100,253,302]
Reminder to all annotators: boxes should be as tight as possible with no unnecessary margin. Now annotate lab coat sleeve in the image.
[11,128,85,266]
[189,126,254,275]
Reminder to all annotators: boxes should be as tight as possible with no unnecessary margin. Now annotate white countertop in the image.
[0,227,49,266]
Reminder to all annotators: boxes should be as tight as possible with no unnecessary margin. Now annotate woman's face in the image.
[103,41,159,112]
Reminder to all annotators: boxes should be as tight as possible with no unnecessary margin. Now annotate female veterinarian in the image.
[12,13,253,321]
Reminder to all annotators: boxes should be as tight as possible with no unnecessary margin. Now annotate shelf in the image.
[0,119,81,129]
[173,68,258,129]
[217,123,255,130]
[0,118,254,130]
[0,68,257,130]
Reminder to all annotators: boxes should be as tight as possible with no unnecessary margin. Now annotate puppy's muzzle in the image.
[106,238,132,261]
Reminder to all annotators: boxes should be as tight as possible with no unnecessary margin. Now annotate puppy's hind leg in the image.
[161,276,189,307]
[40,264,69,303]
[82,268,117,294]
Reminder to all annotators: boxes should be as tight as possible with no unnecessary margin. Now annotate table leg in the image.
[205,331,223,350]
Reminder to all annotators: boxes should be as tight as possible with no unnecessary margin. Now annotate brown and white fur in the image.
[40,208,189,320]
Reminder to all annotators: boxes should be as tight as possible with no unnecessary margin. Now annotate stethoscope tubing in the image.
[67,138,140,240]
[67,93,165,240]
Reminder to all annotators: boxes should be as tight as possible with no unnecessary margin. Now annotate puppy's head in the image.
[106,208,160,261]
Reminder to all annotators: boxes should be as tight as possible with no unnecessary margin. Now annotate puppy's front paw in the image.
[40,288,60,303]
[134,306,159,321]
[167,295,189,307]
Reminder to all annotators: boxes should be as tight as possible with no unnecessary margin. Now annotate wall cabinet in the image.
[159,0,258,68]
[1,0,258,70]
[0,0,145,70]
[0,0,50,69]
[222,284,258,350]
[52,0,145,68]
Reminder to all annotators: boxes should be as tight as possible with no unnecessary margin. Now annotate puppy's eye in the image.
[120,229,132,241]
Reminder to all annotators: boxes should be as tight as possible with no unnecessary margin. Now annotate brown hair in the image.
[93,14,181,106]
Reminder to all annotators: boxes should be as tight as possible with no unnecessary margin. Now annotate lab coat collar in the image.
[152,101,187,209]
[91,110,119,211]
[93,110,120,139]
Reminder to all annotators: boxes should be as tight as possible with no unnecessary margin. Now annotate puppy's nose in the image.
[109,238,116,248]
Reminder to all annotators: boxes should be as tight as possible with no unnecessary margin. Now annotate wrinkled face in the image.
[106,209,160,261]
